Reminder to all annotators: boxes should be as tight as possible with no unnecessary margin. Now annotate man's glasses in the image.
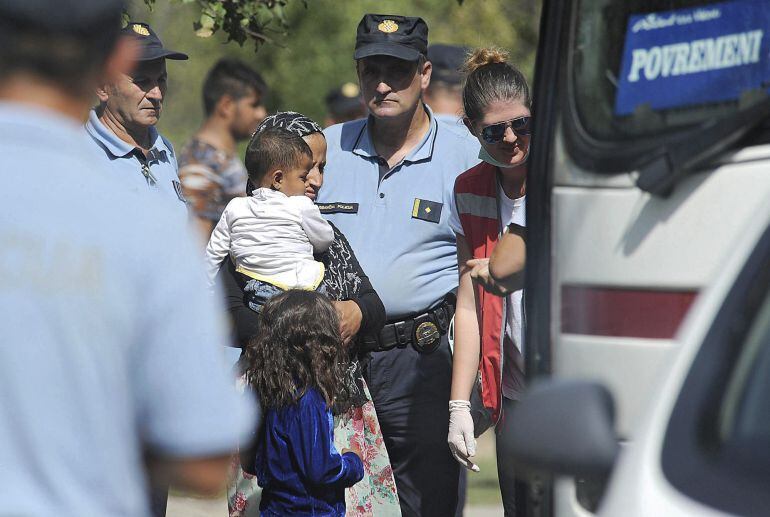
[480,116,531,144]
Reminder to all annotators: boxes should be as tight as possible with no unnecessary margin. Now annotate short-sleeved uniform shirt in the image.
[0,103,256,516]
[177,138,247,223]
[84,109,189,223]
[319,106,480,319]
[432,111,468,135]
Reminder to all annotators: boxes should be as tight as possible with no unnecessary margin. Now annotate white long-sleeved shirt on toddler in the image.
[205,187,334,289]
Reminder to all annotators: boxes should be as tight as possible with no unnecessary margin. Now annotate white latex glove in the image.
[448,400,479,472]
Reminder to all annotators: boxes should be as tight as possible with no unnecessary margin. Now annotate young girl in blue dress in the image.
[242,289,364,516]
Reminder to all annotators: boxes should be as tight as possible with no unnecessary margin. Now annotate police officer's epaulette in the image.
[411,198,442,223]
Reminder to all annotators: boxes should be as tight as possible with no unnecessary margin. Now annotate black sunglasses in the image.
[480,116,531,144]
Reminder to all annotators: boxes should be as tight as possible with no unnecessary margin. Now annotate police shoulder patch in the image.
[412,198,442,223]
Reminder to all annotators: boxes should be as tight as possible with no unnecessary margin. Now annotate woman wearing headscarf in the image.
[221,112,401,517]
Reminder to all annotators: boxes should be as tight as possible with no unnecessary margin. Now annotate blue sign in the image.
[614,0,770,115]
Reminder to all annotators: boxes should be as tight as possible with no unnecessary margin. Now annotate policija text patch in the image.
[411,198,442,223]
[317,202,359,214]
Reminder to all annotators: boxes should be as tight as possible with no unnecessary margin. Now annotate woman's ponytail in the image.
[462,46,530,122]
[462,47,510,74]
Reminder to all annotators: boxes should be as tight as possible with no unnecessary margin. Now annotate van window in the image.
[661,222,770,514]
[571,0,770,143]
[718,291,770,468]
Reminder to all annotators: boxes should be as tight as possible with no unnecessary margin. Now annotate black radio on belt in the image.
[363,295,455,354]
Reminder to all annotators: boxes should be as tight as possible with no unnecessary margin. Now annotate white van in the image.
[509,200,770,515]
[516,0,770,514]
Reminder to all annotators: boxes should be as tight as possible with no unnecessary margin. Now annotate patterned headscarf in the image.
[246,112,324,195]
[253,111,323,138]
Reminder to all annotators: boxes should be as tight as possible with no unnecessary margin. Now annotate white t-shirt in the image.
[205,187,334,289]
[449,184,526,400]
[498,190,526,399]
[499,191,526,352]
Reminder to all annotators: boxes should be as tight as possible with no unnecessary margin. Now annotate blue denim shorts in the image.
[243,279,326,313]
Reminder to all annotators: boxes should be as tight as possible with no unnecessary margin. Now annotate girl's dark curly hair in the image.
[241,289,348,409]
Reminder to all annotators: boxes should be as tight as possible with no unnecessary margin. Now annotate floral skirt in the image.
[227,379,401,517]
[333,381,401,516]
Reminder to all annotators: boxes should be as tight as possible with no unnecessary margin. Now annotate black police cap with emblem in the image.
[325,83,363,115]
[0,0,123,31]
[354,14,428,62]
[122,22,188,61]
[428,44,469,86]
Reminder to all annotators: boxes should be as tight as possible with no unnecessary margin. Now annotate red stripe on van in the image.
[561,286,698,339]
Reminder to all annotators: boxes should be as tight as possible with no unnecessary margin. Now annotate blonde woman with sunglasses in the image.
[446,47,530,517]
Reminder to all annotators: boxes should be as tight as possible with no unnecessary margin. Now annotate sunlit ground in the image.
[467,431,503,508]
[167,432,504,516]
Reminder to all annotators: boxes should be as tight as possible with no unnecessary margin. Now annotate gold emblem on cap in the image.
[341,82,360,98]
[378,20,399,33]
[132,24,150,36]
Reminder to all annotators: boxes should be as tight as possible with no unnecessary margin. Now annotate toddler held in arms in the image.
[205,127,333,312]
[241,290,364,516]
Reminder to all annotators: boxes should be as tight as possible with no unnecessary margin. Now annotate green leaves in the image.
[139,0,308,49]
[194,11,216,37]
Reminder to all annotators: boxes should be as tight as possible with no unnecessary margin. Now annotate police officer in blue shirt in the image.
[85,21,194,516]
[0,1,256,515]
[86,22,189,219]
[424,43,469,129]
[318,14,480,516]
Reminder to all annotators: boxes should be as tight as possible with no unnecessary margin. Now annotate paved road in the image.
[166,494,504,516]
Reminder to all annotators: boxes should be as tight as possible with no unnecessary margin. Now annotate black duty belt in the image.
[363,296,455,354]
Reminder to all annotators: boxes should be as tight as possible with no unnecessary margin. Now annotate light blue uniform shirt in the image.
[433,111,470,136]
[0,103,256,517]
[85,109,188,221]
[319,106,480,319]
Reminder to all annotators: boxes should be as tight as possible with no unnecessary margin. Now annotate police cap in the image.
[0,0,123,31]
[427,44,468,85]
[354,14,428,62]
[122,22,188,61]
[325,82,363,116]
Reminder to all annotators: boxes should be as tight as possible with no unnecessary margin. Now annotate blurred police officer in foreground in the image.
[86,21,189,221]
[424,43,468,126]
[318,14,479,516]
[0,1,256,515]
[323,82,367,127]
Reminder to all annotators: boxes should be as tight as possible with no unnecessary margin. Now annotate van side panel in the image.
[553,154,770,435]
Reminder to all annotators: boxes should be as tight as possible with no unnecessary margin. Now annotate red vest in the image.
[454,161,505,422]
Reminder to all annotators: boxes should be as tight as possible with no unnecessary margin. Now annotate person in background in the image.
[324,82,367,127]
[179,59,268,240]
[424,43,468,127]
[319,14,480,516]
[243,290,365,516]
[0,1,256,516]
[448,47,531,516]
[85,21,189,223]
